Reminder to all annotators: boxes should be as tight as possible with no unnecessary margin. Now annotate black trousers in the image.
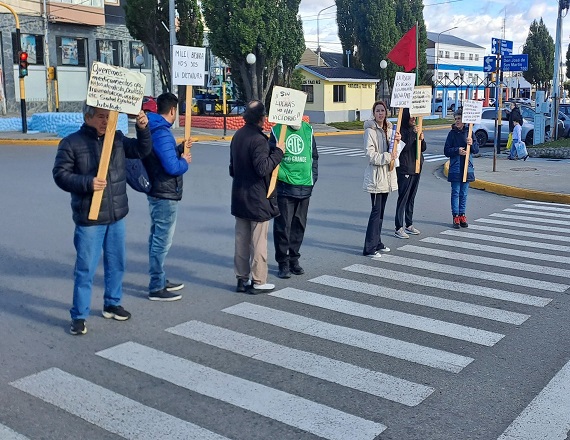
[273,196,310,264]
[395,173,421,230]
[363,192,389,255]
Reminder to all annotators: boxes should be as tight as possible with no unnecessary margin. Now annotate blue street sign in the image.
[483,56,497,72]
[502,54,528,71]
[491,38,513,55]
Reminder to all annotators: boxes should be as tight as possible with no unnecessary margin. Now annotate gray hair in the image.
[82,100,97,119]
[453,108,463,119]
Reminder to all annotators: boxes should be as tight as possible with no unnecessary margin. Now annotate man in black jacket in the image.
[53,103,152,335]
[229,100,284,293]
[508,102,523,133]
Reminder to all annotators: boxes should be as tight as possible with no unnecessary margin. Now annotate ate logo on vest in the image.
[286,134,305,155]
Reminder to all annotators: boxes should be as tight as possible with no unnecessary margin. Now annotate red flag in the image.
[387,25,417,72]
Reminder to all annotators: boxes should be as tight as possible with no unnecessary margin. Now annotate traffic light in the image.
[18,51,29,78]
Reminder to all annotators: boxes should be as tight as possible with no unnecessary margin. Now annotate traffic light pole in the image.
[0,2,27,132]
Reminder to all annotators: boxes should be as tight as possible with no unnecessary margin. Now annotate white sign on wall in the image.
[390,72,416,108]
[172,45,206,86]
[462,99,483,124]
[410,86,433,117]
[268,86,307,126]
[87,62,146,114]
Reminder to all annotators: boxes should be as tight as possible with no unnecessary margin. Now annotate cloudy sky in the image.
[299,0,567,59]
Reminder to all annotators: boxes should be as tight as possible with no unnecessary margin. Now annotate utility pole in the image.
[169,0,178,126]
[551,0,569,140]
[42,0,53,111]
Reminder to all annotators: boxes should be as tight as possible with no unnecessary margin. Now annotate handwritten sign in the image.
[172,45,206,86]
[390,72,416,108]
[410,86,432,117]
[461,99,483,124]
[87,62,146,114]
[268,86,307,126]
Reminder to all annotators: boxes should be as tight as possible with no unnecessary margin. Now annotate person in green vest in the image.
[269,121,319,279]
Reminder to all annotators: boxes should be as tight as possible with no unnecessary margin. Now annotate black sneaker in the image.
[278,263,291,279]
[165,280,184,292]
[102,305,131,321]
[290,262,305,275]
[70,319,87,335]
[148,288,182,301]
[236,279,250,293]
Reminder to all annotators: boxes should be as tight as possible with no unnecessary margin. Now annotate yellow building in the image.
[297,65,379,123]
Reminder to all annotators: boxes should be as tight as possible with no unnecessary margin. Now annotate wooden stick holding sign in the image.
[409,86,432,173]
[460,99,483,182]
[172,45,206,155]
[389,109,403,172]
[86,62,146,220]
[389,72,416,171]
[266,86,308,197]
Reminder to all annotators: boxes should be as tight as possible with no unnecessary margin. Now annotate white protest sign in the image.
[87,62,146,114]
[461,99,483,124]
[390,72,416,108]
[268,86,307,126]
[172,45,206,86]
[410,86,433,117]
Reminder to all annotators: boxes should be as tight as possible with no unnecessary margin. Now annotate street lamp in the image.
[459,67,465,101]
[436,26,458,79]
[380,59,387,101]
[134,54,144,72]
[317,4,335,66]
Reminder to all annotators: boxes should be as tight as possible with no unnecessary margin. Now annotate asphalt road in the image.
[1,132,569,440]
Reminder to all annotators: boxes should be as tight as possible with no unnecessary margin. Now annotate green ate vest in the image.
[272,123,314,186]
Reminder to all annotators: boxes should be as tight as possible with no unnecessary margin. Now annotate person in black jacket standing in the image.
[508,102,523,133]
[394,108,426,239]
[53,103,152,335]
[229,100,284,293]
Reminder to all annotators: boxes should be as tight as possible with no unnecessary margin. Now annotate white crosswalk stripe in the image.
[489,212,570,226]
[0,424,30,440]
[476,217,570,235]
[440,230,570,253]
[316,146,448,162]
[96,342,386,440]
[166,320,434,406]
[504,208,570,219]
[512,203,570,214]
[469,223,570,244]
[10,368,231,440]
[269,287,504,346]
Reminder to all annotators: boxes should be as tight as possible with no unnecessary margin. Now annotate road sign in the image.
[483,56,497,72]
[491,38,513,55]
[502,54,528,72]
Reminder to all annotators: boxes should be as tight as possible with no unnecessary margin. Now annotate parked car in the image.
[473,107,536,146]
[558,111,570,137]
[559,103,570,117]
[432,98,456,112]
[141,96,157,113]
[519,105,564,141]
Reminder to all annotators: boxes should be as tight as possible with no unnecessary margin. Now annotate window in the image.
[454,52,459,59]
[469,53,473,60]
[438,72,443,80]
[96,40,121,66]
[438,50,443,58]
[460,53,465,60]
[333,85,346,103]
[445,51,450,58]
[474,74,479,83]
[130,42,151,69]
[475,54,479,61]
[12,34,44,65]
[302,85,314,103]
[50,0,103,7]
[56,36,87,66]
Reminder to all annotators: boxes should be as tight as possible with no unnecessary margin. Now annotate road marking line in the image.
[270,288,504,346]
[421,236,570,265]
[10,368,230,440]
[489,212,570,227]
[310,275,529,324]
[524,200,570,208]
[377,254,567,292]
[476,218,570,235]
[222,303,473,373]
[513,203,570,214]
[166,320,434,406]
[469,224,570,244]
[398,244,569,279]
[0,424,30,440]
[345,264,551,307]
[504,208,570,220]
[440,230,570,253]
[497,359,570,440]
[97,342,385,440]
[317,147,360,153]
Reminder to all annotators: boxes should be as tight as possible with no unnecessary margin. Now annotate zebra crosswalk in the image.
[317,145,448,162]
[6,200,570,439]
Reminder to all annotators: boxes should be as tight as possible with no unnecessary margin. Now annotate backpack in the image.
[125,158,151,193]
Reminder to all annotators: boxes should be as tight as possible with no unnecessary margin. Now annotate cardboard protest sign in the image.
[87,62,146,115]
[172,45,206,153]
[461,99,483,182]
[389,72,416,171]
[87,62,146,220]
[410,86,433,173]
[267,86,308,197]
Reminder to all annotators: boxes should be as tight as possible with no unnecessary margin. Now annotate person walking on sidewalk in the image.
[53,103,152,335]
[444,109,479,229]
[270,121,319,279]
[230,100,284,293]
[144,92,192,301]
[362,100,400,258]
[394,108,426,239]
[508,118,528,161]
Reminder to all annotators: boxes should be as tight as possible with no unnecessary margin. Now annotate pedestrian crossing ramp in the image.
[6,200,570,440]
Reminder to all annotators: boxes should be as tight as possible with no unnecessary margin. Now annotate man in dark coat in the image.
[53,102,152,335]
[508,102,523,133]
[229,100,284,293]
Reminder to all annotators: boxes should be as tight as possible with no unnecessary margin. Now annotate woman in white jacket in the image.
[362,100,400,258]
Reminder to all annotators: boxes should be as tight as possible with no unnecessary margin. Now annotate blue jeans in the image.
[148,196,178,293]
[450,181,469,216]
[71,219,125,320]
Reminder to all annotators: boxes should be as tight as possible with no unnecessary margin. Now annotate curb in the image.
[443,160,570,205]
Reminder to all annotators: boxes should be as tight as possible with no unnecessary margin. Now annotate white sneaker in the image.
[405,225,421,235]
[394,227,410,239]
[370,251,382,259]
[251,283,275,292]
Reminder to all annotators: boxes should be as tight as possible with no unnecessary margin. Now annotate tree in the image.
[523,18,554,91]
[395,0,428,84]
[565,43,570,80]
[202,0,305,103]
[124,0,203,93]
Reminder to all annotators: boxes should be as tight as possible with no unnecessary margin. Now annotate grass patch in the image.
[528,138,570,149]
[328,117,453,131]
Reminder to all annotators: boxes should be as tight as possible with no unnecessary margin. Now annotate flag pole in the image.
[415,21,422,173]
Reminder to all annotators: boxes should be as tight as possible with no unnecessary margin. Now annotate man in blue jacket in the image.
[144,92,191,301]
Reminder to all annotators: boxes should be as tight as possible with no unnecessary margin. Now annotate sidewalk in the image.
[1,124,568,204]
